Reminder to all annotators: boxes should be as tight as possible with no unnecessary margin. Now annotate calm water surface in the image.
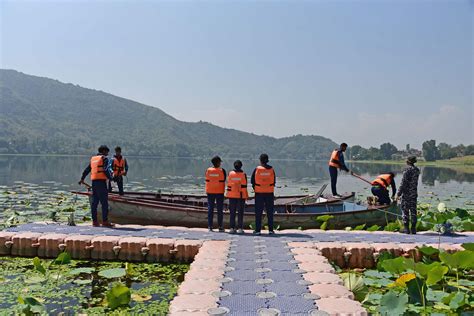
[0,155,473,208]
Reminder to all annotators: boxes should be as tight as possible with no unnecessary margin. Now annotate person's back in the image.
[397,156,420,234]
[251,154,276,235]
[205,156,226,232]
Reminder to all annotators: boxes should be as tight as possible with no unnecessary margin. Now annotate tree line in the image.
[348,140,474,162]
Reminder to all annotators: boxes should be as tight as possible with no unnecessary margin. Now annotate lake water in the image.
[1,155,473,208]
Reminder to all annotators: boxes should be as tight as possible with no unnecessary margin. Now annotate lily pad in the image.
[73,279,93,285]
[98,268,126,279]
[69,267,95,275]
[131,293,152,302]
[378,290,408,316]
[24,276,47,284]
[106,283,131,309]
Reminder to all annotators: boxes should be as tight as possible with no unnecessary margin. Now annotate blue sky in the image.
[1,0,472,148]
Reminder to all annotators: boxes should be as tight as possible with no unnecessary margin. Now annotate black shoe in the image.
[218,227,225,233]
[253,231,261,236]
[208,227,213,232]
[410,227,417,235]
[402,224,410,234]
[269,230,275,235]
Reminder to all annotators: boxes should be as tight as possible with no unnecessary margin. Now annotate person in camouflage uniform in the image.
[397,156,420,234]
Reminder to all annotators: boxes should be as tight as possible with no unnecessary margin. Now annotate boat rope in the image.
[368,204,453,236]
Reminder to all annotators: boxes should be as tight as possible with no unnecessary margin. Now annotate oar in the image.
[351,172,373,185]
[78,180,92,190]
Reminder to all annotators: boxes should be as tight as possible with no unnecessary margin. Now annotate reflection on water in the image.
[0,155,473,207]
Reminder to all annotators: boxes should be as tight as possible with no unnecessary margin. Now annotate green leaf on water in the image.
[73,279,92,285]
[439,250,474,270]
[363,270,392,279]
[381,257,414,275]
[366,224,380,232]
[417,245,439,256]
[69,267,94,275]
[340,273,368,302]
[316,215,334,222]
[442,292,467,310]
[426,264,448,286]
[98,268,126,279]
[406,277,427,305]
[106,283,131,309]
[378,290,408,316]
[33,257,46,275]
[24,276,47,284]
[53,252,71,265]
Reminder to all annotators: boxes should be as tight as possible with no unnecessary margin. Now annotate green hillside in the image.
[0,69,336,158]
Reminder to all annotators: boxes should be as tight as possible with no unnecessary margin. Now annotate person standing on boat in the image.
[226,160,249,234]
[251,154,276,235]
[108,146,128,196]
[397,156,420,234]
[78,145,115,227]
[371,172,396,205]
[328,143,351,198]
[205,156,226,232]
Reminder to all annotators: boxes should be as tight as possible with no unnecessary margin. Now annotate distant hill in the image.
[0,69,337,159]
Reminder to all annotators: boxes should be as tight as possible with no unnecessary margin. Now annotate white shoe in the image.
[238,229,244,234]
[229,228,236,234]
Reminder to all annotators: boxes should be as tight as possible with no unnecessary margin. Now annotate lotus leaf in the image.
[378,290,408,316]
[106,283,131,309]
[98,268,126,279]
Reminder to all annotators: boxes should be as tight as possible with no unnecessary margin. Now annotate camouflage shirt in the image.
[397,165,420,200]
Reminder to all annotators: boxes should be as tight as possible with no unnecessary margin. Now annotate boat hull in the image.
[105,199,398,230]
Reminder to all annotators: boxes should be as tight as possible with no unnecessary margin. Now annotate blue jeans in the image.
[207,194,224,229]
[91,180,109,222]
[329,166,338,195]
[255,193,274,232]
[229,198,245,230]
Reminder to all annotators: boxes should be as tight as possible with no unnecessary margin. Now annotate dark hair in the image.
[98,145,110,153]
[388,172,395,178]
[115,146,122,151]
[340,143,348,148]
[234,160,243,170]
[260,153,269,164]
[211,156,222,167]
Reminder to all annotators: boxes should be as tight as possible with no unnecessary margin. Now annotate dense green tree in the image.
[422,140,440,161]
[437,143,456,160]
[379,142,398,160]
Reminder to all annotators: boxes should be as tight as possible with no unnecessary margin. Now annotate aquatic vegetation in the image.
[339,243,474,315]
[0,253,189,314]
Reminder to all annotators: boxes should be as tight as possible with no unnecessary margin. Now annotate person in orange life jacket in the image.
[226,160,248,234]
[108,146,128,196]
[78,145,114,227]
[371,172,396,205]
[205,156,226,232]
[251,153,276,235]
[328,143,352,198]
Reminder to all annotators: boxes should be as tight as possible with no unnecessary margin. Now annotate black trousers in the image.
[91,180,108,222]
[229,198,245,230]
[371,186,391,204]
[108,176,124,195]
[329,166,338,195]
[254,193,274,232]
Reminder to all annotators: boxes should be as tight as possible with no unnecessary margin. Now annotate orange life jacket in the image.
[372,174,392,188]
[226,171,249,199]
[113,157,126,177]
[205,167,225,194]
[254,166,275,193]
[328,150,341,168]
[90,155,107,181]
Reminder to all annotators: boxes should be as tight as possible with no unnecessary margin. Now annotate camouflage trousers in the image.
[401,199,417,226]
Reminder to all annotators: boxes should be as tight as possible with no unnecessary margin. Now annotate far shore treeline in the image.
[348,140,474,162]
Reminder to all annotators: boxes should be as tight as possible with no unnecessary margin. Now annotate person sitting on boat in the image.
[205,156,226,232]
[371,172,396,205]
[226,160,248,234]
[78,145,115,227]
[108,146,128,196]
[251,154,276,235]
[328,143,352,198]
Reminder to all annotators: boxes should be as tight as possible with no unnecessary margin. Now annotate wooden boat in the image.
[73,191,398,229]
